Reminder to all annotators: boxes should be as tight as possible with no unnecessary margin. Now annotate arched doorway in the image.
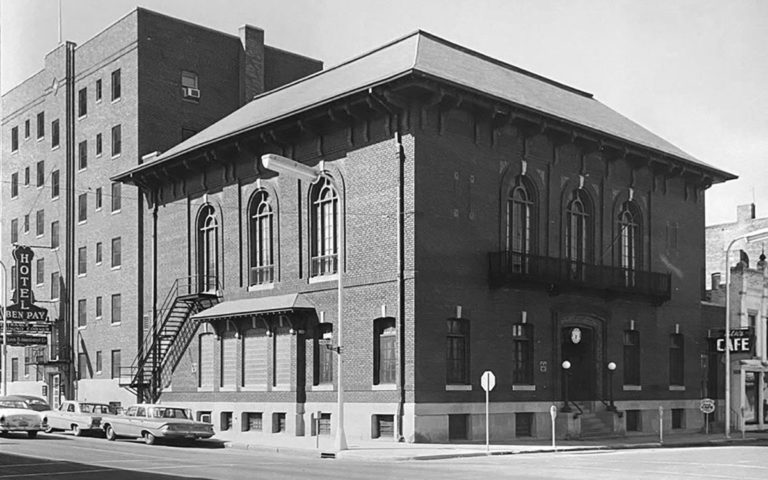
[561,325,595,401]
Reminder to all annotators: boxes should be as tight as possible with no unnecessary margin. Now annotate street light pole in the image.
[261,154,348,451]
[606,361,617,412]
[723,227,768,439]
[561,360,571,412]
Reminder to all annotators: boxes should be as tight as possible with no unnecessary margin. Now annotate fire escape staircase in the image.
[120,277,221,401]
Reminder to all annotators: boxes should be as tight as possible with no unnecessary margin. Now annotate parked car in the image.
[0,395,46,438]
[102,404,214,445]
[44,400,117,436]
[7,395,51,412]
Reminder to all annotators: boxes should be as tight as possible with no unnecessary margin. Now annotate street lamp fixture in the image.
[561,360,572,413]
[606,361,617,412]
[260,154,348,452]
[724,227,768,438]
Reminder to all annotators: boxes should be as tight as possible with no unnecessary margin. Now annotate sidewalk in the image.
[210,430,768,461]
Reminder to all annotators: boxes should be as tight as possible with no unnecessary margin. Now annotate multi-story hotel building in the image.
[1,7,321,407]
[114,30,735,442]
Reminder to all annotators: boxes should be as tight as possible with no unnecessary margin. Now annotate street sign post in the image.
[480,370,495,453]
[550,405,557,451]
[700,398,715,435]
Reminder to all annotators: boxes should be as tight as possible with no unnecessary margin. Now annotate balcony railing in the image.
[488,251,671,303]
[311,254,338,278]
[249,265,274,286]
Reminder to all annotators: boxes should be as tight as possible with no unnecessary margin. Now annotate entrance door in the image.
[561,326,595,401]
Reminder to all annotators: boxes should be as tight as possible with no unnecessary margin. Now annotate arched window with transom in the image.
[310,177,338,277]
[506,176,535,272]
[618,201,641,271]
[197,204,219,291]
[566,190,592,264]
[248,191,274,286]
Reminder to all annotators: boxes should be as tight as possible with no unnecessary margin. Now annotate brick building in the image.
[114,31,735,442]
[705,205,768,431]
[1,8,320,407]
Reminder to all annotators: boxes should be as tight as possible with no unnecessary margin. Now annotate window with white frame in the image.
[248,190,274,285]
[310,177,338,277]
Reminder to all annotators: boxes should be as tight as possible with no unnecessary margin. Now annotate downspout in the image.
[65,41,76,400]
[151,190,159,402]
[369,88,406,442]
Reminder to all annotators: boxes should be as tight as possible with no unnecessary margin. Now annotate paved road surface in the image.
[1,432,767,479]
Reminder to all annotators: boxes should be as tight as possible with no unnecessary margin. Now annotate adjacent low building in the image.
[114,31,735,442]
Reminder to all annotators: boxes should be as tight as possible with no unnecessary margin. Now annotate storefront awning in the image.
[191,293,315,321]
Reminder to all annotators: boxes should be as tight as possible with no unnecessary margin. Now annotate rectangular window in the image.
[272,413,286,433]
[111,350,121,379]
[626,410,641,432]
[181,70,199,89]
[11,218,18,243]
[78,246,87,275]
[11,266,16,291]
[243,412,262,432]
[111,294,121,324]
[96,242,103,264]
[95,296,102,318]
[36,258,45,285]
[242,331,268,388]
[512,323,533,384]
[78,299,87,327]
[448,414,468,440]
[24,166,30,185]
[37,112,45,139]
[96,133,102,156]
[669,333,684,386]
[220,412,233,431]
[78,193,87,222]
[671,408,685,429]
[446,319,469,384]
[96,351,103,373]
[24,119,30,139]
[37,160,45,186]
[34,259,45,287]
[78,140,88,169]
[36,365,42,381]
[11,126,19,151]
[78,87,87,117]
[623,330,641,385]
[36,209,44,236]
[51,169,60,198]
[25,357,30,377]
[373,415,394,439]
[111,125,121,156]
[95,187,102,210]
[199,334,214,388]
[11,172,18,197]
[51,221,60,249]
[52,119,60,148]
[374,319,396,385]
[11,358,19,382]
[515,412,534,437]
[111,182,121,212]
[96,79,102,101]
[111,237,122,268]
[51,272,60,300]
[111,69,121,100]
[24,214,30,233]
[78,352,88,380]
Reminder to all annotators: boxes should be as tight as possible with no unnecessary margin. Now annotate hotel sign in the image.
[3,246,49,346]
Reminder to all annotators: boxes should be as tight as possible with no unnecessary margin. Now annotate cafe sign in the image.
[5,245,49,323]
[711,328,754,354]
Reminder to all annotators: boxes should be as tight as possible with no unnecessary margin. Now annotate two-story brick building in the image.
[114,31,735,442]
[1,7,321,407]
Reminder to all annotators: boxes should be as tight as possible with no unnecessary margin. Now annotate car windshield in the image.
[152,408,190,419]
[24,399,51,411]
[0,400,27,409]
[81,403,116,414]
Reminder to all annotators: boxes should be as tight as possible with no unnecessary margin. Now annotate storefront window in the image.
[744,371,758,424]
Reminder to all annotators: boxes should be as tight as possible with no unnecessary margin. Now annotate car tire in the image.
[44,425,54,434]
[72,425,83,437]
[144,432,157,445]
[28,431,38,439]
[105,425,116,441]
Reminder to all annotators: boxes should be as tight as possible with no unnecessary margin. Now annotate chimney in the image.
[737,203,756,223]
[711,272,721,289]
[239,25,265,105]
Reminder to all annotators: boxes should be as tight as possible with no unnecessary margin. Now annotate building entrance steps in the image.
[579,411,618,438]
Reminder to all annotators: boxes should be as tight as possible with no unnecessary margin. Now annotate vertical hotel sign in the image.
[4,246,50,345]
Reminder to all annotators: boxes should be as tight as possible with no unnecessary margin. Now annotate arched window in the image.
[248,191,274,285]
[618,201,641,271]
[506,177,534,272]
[310,177,338,277]
[566,190,592,281]
[197,205,219,291]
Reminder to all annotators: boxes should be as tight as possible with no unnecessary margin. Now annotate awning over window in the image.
[191,293,315,321]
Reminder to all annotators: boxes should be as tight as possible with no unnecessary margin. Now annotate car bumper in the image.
[159,432,215,440]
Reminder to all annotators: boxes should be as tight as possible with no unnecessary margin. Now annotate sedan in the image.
[0,396,46,438]
[45,400,117,436]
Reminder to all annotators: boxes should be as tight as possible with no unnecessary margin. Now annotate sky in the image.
[2,0,767,226]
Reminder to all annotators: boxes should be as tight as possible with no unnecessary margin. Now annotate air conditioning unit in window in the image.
[182,86,200,99]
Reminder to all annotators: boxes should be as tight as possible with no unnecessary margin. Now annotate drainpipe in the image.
[65,41,76,401]
[151,191,159,402]
[368,88,406,442]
